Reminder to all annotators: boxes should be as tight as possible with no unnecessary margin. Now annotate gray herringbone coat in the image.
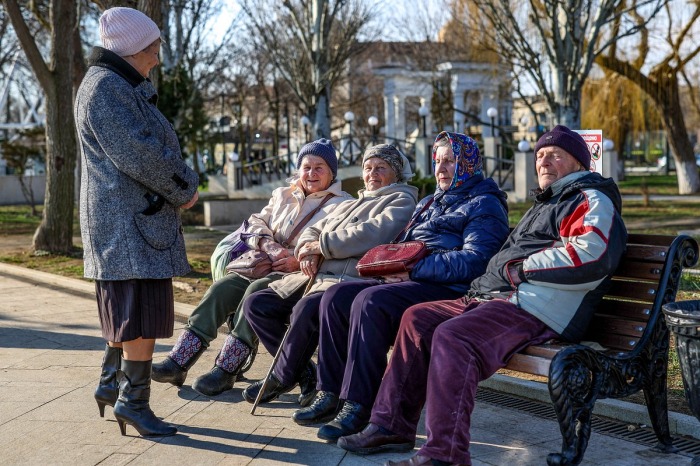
[74,48,199,281]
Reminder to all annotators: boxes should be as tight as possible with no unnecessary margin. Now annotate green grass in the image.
[0,206,42,235]
[617,174,680,195]
[681,272,700,293]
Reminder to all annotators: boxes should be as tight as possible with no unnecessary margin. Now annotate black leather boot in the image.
[151,330,204,387]
[193,334,251,396]
[292,391,341,426]
[242,373,296,404]
[297,360,318,407]
[114,359,177,437]
[317,400,370,442]
[192,366,238,397]
[95,344,122,417]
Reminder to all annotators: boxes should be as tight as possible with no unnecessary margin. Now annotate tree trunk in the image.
[655,73,700,194]
[21,0,77,253]
[314,89,331,139]
[552,79,581,128]
[33,75,77,253]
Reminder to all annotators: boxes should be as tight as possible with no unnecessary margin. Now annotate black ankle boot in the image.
[317,400,370,442]
[193,334,250,396]
[192,366,238,397]
[297,360,318,407]
[114,359,177,437]
[151,330,204,387]
[95,344,122,417]
[292,391,341,426]
[242,373,296,404]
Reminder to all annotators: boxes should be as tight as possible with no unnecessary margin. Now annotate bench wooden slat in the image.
[521,344,565,359]
[506,353,551,377]
[593,333,640,352]
[622,244,669,263]
[604,280,659,302]
[613,260,664,281]
[585,316,646,344]
[626,234,675,247]
[593,300,653,321]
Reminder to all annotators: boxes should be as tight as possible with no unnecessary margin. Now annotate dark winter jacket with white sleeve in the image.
[470,170,627,342]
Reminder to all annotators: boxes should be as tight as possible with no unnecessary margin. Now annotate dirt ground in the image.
[0,229,222,306]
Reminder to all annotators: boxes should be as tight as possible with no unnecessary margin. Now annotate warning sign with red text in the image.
[574,129,603,174]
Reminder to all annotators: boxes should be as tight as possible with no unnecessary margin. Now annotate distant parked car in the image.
[657,154,700,170]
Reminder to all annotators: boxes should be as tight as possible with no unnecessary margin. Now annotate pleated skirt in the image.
[95,278,175,342]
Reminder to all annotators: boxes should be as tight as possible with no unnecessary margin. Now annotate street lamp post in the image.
[300,115,310,144]
[284,104,291,176]
[219,115,231,173]
[418,105,429,138]
[487,107,498,137]
[344,111,355,164]
[368,116,379,145]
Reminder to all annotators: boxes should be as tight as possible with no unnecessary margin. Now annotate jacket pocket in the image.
[133,206,178,250]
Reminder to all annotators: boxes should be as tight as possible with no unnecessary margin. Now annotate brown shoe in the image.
[337,422,414,454]
[384,454,433,466]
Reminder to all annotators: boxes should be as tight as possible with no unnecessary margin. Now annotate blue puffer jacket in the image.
[400,174,509,293]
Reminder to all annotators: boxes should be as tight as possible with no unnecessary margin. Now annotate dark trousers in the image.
[318,280,460,408]
[243,287,322,385]
[371,297,558,465]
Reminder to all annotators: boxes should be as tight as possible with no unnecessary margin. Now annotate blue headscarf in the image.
[432,131,482,190]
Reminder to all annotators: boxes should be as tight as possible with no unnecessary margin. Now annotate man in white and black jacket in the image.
[338,125,628,466]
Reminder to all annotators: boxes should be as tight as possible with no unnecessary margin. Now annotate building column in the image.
[420,97,433,139]
[384,94,395,143]
[452,90,465,133]
[394,95,406,145]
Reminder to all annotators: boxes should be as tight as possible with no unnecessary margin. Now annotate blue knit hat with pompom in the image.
[297,138,338,178]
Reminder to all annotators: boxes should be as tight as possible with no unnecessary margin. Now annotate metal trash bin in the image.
[662,300,700,465]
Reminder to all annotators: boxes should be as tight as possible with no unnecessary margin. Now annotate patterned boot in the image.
[151,330,204,387]
[192,334,251,397]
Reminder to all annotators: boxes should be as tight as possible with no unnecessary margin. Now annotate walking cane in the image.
[250,257,322,415]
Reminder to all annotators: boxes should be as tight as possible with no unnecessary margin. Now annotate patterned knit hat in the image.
[432,131,482,190]
[534,125,591,170]
[362,144,412,182]
[99,7,161,57]
[297,138,338,178]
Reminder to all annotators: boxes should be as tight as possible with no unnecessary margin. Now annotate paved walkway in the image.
[0,263,697,465]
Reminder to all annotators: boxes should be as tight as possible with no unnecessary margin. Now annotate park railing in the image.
[231,154,290,190]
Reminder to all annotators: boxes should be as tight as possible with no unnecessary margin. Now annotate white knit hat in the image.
[99,7,161,57]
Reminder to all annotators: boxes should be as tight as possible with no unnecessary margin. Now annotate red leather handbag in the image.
[356,240,429,277]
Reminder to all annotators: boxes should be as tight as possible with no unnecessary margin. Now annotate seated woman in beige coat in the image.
[151,139,351,399]
[241,144,418,406]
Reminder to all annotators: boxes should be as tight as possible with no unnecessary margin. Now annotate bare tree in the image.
[4,0,78,253]
[239,0,374,139]
[597,1,700,194]
[467,0,666,128]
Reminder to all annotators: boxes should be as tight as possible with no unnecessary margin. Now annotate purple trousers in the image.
[243,286,320,385]
[371,297,558,465]
[318,280,461,408]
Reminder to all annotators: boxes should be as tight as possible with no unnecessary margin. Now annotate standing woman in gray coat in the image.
[74,7,198,438]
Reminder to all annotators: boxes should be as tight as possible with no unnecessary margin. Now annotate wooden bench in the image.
[503,233,699,466]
